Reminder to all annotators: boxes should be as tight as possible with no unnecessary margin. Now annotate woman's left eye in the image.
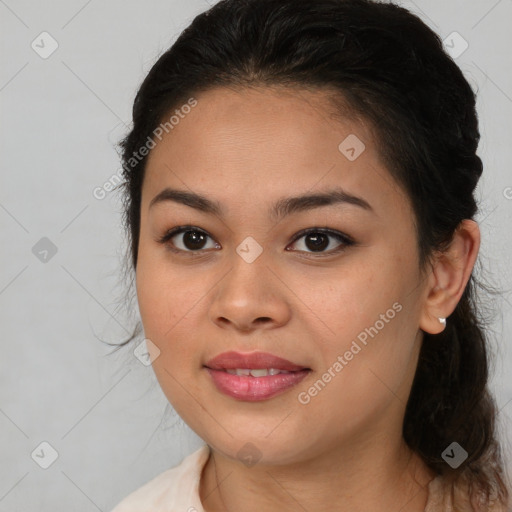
[287,228,354,255]
[157,226,354,256]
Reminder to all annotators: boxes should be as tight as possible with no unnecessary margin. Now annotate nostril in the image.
[255,317,272,324]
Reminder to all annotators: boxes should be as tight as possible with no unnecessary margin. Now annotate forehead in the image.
[142,86,408,219]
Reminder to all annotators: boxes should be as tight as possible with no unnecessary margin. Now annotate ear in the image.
[419,219,480,334]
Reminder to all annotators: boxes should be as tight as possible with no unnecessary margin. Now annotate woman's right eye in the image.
[157,226,220,253]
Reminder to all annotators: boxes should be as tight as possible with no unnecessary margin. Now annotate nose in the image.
[208,251,292,333]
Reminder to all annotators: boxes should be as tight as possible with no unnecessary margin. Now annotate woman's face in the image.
[135,86,430,464]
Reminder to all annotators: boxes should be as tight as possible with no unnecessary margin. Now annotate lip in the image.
[204,351,308,371]
[204,351,311,401]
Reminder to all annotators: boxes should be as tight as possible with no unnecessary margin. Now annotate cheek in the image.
[295,259,419,403]
[135,254,202,339]
[135,260,168,337]
[296,310,417,439]
[134,255,220,394]
[289,257,407,349]
[135,260,205,408]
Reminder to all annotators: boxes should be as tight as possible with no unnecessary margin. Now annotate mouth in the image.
[222,368,298,376]
[204,351,311,401]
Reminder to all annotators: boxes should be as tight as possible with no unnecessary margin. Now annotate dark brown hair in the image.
[111,0,511,508]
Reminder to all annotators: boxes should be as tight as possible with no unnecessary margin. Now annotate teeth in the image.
[224,368,292,377]
[250,369,269,377]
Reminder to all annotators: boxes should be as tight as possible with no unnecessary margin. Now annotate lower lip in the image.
[205,368,310,401]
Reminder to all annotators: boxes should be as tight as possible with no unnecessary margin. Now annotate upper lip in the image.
[204,351,309,371]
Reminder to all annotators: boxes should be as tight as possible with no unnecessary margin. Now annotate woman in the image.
[109,0,511,510]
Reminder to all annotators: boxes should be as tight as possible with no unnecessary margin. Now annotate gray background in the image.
[1,0,511,510]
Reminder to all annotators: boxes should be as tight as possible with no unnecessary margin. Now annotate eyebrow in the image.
[149,186,374,220]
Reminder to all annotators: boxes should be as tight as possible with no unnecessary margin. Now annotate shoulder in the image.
[109,444,211,512]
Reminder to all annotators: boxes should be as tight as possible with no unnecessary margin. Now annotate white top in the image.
[110,445,210,512]
[109,444,505,512]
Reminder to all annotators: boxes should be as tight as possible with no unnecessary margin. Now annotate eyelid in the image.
[157,225,355,256]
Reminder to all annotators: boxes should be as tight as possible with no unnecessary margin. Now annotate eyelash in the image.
[156,225,355,257]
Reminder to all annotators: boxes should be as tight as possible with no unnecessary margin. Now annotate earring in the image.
[439,317,446,326]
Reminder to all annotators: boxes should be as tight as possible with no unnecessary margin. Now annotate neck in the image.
[199,435,437,512]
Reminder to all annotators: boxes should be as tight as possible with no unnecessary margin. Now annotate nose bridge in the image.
[222,238,272,301]
[209,238,291,330]
[235,234,266,266]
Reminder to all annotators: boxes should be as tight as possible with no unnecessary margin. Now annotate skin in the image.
[135,86,480,512]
